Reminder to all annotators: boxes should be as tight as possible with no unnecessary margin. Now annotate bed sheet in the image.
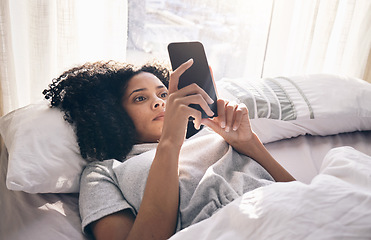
[1,130,371,240]
[266,130,371,183]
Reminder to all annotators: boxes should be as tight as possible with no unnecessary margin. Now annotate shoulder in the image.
[81,159,121,184]
[83,159,116,172]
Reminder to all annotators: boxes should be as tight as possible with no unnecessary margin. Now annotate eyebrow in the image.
[128,85,166,97]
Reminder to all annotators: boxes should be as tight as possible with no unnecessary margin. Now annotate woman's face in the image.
[122,72,168,143]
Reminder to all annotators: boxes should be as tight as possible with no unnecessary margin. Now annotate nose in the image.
[152,97,165,110]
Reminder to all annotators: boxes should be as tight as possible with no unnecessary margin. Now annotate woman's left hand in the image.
[201,99,255,152]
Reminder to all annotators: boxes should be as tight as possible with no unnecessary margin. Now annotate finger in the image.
[201,118,220,133]
[175,83,214,105]
[171,58,193,80]
[169,59,193,93]
[216,99,227,129]
[224,102,237,132]
[188,108,203,130]
[179,94,214,117]
[232,104,247,131]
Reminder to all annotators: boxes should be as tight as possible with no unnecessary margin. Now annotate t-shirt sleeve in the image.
[79,160,134,235]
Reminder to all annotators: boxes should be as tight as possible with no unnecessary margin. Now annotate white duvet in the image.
[170,146,371,240]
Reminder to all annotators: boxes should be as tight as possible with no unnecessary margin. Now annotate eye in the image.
[160,91,168,98]
[134,96,146,102]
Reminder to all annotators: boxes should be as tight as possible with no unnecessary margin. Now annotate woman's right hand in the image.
[160,59,214,148]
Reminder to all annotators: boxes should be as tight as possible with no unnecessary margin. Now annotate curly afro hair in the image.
[43,60,170,162]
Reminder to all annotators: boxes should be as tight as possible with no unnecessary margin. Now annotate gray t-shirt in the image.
[79,128,274,234]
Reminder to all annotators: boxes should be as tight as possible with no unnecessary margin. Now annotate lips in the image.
[153,111,165,121]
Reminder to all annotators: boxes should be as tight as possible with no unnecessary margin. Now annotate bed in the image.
[1,74,371,239]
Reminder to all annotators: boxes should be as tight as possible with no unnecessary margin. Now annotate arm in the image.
[233,133,295,182]
[90,141,181,240]
[202,99,295,182]
[123,139,181,239]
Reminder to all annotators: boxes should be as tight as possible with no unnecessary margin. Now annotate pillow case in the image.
[216,74,371,143]
[0,101,86,193]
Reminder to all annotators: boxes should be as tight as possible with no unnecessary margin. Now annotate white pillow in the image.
[0,101,86,193]
[1,74,370,194]
[217,74,371,143]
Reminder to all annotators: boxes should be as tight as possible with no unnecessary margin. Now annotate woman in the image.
[43,59,295,240]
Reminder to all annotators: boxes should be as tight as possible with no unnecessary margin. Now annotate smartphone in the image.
[168,41,218,118]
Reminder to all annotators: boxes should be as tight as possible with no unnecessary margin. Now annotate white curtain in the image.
[1,0,370,117]
[262,0,371,79]
[0,0,128,116]
[125,0,370,83]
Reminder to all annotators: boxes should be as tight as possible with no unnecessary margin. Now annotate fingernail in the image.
[225,126,230,132]
[221,121,226,128]
[233,126,238,131]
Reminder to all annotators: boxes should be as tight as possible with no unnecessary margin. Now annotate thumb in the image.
[201,118,224,136]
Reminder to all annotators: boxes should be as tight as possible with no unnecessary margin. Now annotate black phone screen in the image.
[168,41,218,118]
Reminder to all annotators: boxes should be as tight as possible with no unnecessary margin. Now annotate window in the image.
[126,0,371,82]
[127,0,274,81]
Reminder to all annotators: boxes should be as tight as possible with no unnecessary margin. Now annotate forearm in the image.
[235,134,295,182]
[128,140,180,239]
